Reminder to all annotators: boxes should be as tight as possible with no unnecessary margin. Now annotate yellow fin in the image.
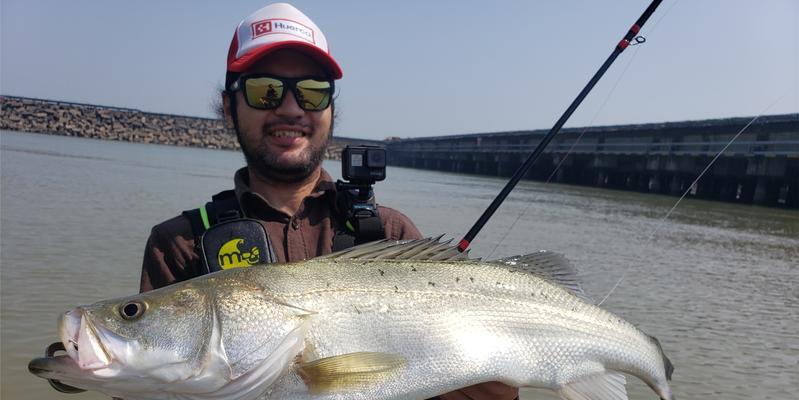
[296,351,407,393]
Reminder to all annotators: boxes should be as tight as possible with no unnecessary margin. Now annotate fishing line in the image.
[457,0,666,254]
[487,0,681,259]
[597,89,793,306]
[486,49,641,260]
[543,0,680,182]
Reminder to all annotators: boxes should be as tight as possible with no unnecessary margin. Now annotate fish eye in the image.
[119,301,146,320]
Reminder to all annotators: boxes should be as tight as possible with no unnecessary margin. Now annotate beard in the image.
[235,120,331,184]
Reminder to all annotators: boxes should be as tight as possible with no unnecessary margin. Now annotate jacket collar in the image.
[232,167,337,220]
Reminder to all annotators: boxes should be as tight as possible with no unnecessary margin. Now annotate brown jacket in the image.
[140,167,422,292]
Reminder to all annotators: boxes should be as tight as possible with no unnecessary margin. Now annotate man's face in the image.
[225,49,333,183]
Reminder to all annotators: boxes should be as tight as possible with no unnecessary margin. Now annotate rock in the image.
[2,96,271,154]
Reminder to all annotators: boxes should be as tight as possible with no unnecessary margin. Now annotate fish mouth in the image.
[30,308,128,389]
[59,308,114,370]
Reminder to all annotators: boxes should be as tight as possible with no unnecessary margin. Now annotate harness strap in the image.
[331,217,383,251]
[183,208,206,242]
[331,229,356,251]
[182,189,240,247]
[331,189,385,251]
[185,189,384,254]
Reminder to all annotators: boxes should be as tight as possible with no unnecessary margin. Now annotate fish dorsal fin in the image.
[319,236,472,261]
[557,371,628,400]
[296,352,407,393]
[493,251,592,302]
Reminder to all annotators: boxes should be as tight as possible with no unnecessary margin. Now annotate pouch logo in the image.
[217,238,260,269]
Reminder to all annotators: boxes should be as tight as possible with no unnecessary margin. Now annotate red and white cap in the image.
[226,3,343,79]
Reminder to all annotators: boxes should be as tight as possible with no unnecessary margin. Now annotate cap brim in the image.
[227,40,343,79]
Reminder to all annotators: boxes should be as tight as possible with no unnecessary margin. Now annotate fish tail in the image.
[646,334,675,400]
[648,334,674,381]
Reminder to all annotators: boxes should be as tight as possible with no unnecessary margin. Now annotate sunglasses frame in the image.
[229,74,335,111]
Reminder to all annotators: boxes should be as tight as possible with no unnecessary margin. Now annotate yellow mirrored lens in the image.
[245,77,284,109]
[296,79,332,110]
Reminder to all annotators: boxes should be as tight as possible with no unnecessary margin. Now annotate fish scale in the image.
[253,257,667,399]
[29,238,674,400]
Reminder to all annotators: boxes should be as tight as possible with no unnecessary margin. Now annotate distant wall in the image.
[387,114,799,208]
[1,96,237,149]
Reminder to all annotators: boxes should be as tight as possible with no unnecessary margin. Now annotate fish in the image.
[28,238,674,400]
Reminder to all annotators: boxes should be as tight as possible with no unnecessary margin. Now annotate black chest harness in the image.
[182,188,385,275]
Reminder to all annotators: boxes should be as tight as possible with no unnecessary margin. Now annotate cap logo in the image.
[251,18,316,44]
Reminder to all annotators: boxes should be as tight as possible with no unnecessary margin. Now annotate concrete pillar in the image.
[695,179,716,199]
[637,174,649,191]
[669,175,682,195]
[718,180,734,202]
[648,175,661,193]
[595,171,606,186]
[555,168,565,183]
[498,162,515,177]
[487,161,499,176]
[462,161,474,174]
[776,183,796,207]
[753,178,769,205]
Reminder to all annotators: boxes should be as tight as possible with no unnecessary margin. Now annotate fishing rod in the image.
[457,0,664,253]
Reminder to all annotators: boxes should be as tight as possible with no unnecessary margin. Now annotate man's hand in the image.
[439,382,519,400]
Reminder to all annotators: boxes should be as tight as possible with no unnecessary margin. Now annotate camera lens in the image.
[367,149,386,167]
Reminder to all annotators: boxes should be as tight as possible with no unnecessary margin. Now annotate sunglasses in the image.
[229,75,334,111]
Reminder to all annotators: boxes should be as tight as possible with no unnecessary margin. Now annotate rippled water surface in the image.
[2,130,797,399]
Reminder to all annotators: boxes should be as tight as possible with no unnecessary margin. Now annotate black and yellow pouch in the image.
[183,190,277,274]
[199,218,275,273]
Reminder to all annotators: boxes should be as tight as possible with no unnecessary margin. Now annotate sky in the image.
[2,0,797,140]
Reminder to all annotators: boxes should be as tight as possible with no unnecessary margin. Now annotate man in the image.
[139,3,517,400]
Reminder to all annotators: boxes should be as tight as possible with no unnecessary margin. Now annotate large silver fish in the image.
[29,238,674,400]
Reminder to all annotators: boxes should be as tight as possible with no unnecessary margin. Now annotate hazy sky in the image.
[2,0,797,139]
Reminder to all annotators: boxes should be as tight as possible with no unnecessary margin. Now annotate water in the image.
[1,130,797,399]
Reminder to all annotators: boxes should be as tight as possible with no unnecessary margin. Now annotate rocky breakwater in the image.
[1,96,239,150]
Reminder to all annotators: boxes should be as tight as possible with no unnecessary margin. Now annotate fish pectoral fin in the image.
[296,351,407,393]
[556,371,628,400]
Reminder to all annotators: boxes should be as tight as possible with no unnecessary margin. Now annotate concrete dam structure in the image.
[386,114,798,208]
